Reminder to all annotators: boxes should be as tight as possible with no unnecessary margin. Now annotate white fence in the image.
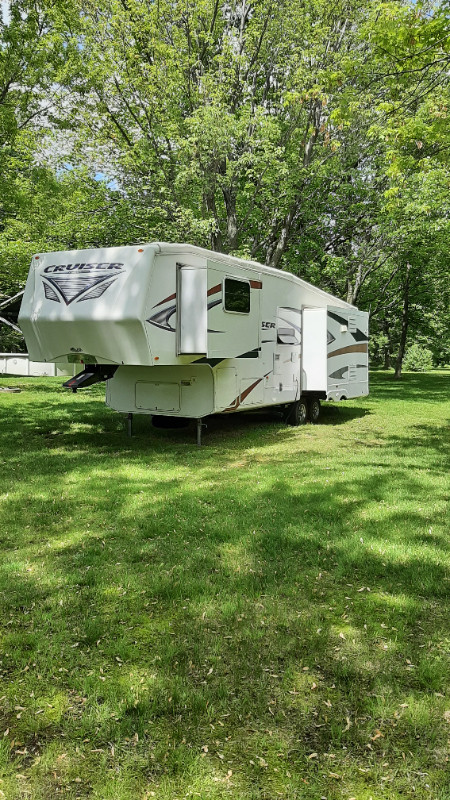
[0,354,78,378]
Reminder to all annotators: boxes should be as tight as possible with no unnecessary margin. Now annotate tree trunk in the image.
[383,317,391,369]
[394,264,411,379]
[205,190,223,252]
[222,187,238,251]
[346,255,364,305]
[265,98,323,269]
[265,205,297,268]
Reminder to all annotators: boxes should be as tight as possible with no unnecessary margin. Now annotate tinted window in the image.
[224,278,250,313]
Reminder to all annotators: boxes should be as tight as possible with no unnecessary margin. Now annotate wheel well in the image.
[302,391,327,401]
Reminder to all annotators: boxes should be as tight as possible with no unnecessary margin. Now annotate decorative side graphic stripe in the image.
[328,310,368,342]
[328,343,368,359]
[45,273,121,305]
[236,348,260,358]
[349,328,368,343]
[43,281,61,303]
[329,363,368,380]
[278,315,301,335]
[224,378,263,413]
[280,306,301,314]
[154,280,258,307]
[328,310,348,327]
[224,370,272,413]
[195,347,260,366]
[154,292,176,307]
[80,277,117,301]
[329,366,348,380]
[206,297,225,332]
[147,304,177,331]
[194,357,226,368]
[240,378,263,404]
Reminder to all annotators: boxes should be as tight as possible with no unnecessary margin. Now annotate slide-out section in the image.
[327,307,369,399]
[177,265,207,354]
[207,262,261,359]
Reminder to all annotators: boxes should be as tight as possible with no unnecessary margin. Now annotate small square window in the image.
[224,278,250,313]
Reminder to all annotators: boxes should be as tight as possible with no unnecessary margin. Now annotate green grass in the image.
[0,370,448,800]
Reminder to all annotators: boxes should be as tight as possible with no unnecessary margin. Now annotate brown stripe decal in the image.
[328,343,368,359]
[224,378,263,413]
[240,378,263,404]
[224,370,272,413]
[154,292,176,307]
[154,280,259,306]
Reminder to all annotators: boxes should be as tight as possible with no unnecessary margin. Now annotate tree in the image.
[0,0,448,363]
[55,0,389,264]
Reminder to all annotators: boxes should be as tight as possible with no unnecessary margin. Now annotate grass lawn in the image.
[0,370,448,800]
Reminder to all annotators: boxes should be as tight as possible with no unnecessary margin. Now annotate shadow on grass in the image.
[0,385,370,448]
[0,372,448,798]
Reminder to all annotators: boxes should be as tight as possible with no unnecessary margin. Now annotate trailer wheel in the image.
[308,398,321,424]
[286,399,308,426]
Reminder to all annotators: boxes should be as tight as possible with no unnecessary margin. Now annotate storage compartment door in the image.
[178,266,207,354]
[215,367,238,411]
[135,381,180,412]
[302,308,327,391]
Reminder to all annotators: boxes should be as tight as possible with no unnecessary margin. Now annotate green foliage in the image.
[0,0,449,359]
[0,326,26,354]
[403,343,434,371]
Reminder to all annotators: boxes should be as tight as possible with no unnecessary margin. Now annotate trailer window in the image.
[224,278,250,313]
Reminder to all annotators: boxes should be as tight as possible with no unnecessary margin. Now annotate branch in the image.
[244,3,273,83]
[95,91,134,147]
[199,0,220,64]
[375,32,450,66]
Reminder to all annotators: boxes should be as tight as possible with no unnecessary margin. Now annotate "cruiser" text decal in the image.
[41,263,124,305]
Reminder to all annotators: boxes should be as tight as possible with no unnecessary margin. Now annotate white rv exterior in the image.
[18,242,369,425]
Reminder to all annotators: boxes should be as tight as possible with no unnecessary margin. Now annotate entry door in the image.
[273,307,301,391]
[206,261,261,359]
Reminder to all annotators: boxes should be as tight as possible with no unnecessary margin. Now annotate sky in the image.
[1,1,10,25]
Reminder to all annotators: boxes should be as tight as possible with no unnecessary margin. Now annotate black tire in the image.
[286,398,308,426]
[308,398,321,424]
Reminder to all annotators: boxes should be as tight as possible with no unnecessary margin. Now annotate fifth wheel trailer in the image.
[18,242,369,440]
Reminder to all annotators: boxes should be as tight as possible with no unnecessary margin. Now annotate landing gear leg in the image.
[127,412,133,438]
[196,418,203,447]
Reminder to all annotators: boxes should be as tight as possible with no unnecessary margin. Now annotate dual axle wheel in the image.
[286,397,320,426]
